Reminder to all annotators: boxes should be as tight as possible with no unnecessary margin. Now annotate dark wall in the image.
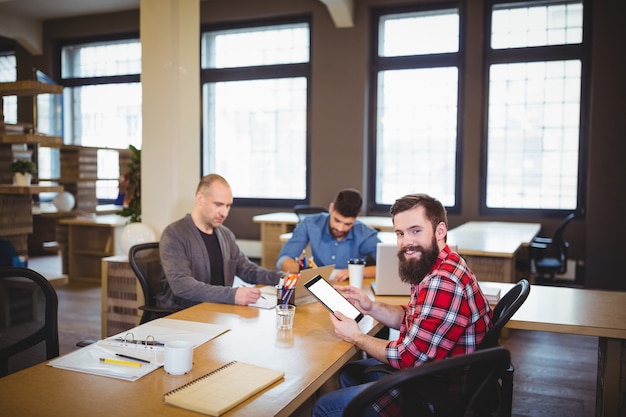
[32,0,626,290]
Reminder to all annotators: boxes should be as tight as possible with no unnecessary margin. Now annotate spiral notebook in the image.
[163,361,284,416]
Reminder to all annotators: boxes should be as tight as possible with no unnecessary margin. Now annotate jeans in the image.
[312,358,390,417]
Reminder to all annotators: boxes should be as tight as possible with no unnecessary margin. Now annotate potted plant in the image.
[117,145,141,223]
[10,159,37,186]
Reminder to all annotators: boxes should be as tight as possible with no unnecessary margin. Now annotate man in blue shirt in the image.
[276,189,380,281]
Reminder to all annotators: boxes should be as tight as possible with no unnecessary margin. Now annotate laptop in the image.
[371,242,411,296]
[294,264,336,305]
[255,264,336,307]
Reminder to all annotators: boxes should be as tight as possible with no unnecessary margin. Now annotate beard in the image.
[397,236,440,285]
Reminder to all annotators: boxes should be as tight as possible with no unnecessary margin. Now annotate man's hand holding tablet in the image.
[304,275,363,322]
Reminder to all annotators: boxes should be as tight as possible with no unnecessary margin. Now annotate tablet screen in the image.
[304,275,363,322]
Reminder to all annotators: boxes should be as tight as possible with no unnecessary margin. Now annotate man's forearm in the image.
[369,302,405,329]
[353,333,390,364]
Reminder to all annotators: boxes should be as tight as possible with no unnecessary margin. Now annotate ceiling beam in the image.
[319,0,353,28]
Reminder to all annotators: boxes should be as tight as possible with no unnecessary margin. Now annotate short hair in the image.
[390,193,448,231]
[196,173,230,194]
[333,188,362,218]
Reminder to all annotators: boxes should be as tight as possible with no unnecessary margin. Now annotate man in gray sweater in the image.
[155,174,283,309]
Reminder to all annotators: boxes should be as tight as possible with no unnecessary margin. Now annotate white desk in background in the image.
[447,221,541,282]
[252,212,393,269]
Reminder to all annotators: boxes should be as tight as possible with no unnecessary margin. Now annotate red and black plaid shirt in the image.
[373,245,492,416]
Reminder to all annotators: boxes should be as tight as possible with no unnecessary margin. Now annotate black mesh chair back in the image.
[479,279,530,349]
[343,347,511,417]
[293,205,328,222]
[0,267,59,377]
[530,212,576,279]
[128,242,178,324]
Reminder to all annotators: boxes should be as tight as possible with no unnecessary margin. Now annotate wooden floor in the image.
[29,255,598,417]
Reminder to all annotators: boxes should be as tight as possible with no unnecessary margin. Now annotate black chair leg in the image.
[500,362,514,417]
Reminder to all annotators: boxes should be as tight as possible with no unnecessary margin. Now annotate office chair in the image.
[0,267,59,377]
[477,279,530,417]
[344,346,512,417]
[363,279,529,417]
[529,213,576,281]
[293,205,328,222]
[128,242,179,324]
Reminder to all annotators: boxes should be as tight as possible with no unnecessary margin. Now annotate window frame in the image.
[55,32,141,204]
[200,17,312,209]
[367,3,465,215]
[480,0,591,218]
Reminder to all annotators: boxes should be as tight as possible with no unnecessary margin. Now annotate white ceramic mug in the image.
[164,340,193,375]
[348,258,365,289]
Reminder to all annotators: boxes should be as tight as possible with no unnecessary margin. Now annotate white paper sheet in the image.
[48,318,230,381]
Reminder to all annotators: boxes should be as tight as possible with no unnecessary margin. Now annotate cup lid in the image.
[348,258,366,265]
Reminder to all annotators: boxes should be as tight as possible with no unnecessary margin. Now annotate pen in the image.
[115,353,151,364]
[99,357,142,367]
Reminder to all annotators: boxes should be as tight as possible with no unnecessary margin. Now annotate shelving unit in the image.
[59,215,127,282]
[0,185,63,259]
[59,145,98,212]
[0,81,64,261]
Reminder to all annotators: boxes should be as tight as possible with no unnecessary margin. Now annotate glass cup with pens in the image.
[276,273,298,330]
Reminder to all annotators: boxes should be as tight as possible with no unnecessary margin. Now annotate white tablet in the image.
[304,275,363,322]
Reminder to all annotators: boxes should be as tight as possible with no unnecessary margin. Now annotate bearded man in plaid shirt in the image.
[312,193,493,417]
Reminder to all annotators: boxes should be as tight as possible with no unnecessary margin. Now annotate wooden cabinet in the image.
[59,215,126,282]
[101,256,143,338]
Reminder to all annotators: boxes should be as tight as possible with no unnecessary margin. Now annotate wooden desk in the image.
[253,212,393,269]
[0,298,383,416]
[446,221,541,282]
[373,281,626,417]
[58,215,127,282]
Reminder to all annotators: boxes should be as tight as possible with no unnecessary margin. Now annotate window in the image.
[201,20,310,205]
[0,53,17,124]
[61,37,141,201]
[370,7,462,211]
[484,0,587,212]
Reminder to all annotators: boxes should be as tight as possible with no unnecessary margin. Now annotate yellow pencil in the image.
[99,357,142,367]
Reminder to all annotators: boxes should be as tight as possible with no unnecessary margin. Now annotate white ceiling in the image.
[0,0,140,21]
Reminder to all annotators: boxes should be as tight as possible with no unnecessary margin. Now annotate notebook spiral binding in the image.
[164,360,238,396]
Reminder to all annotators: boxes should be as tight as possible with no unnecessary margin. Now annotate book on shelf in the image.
[164,361,284,416]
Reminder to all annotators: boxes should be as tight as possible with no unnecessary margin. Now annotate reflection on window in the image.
[0,53,17,124]
[492,2,583,49]
[485,1,585,211]
[376,67,458,205]
[62,39,141,78]
[373,8,461,208]
[61,38,141,201]
[202,22,310,201]
[379,9,459,56]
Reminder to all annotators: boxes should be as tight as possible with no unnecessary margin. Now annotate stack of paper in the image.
[479,283,501,305]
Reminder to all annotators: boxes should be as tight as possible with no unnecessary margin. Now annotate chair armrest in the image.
[532,237,553,245]
[138,305,179,314]
[364,363,397,375]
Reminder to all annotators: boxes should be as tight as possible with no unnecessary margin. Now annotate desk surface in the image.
[447,221,541,257]
[373,281,626,340]
[58,214,128,227]
[0,297,381,417]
